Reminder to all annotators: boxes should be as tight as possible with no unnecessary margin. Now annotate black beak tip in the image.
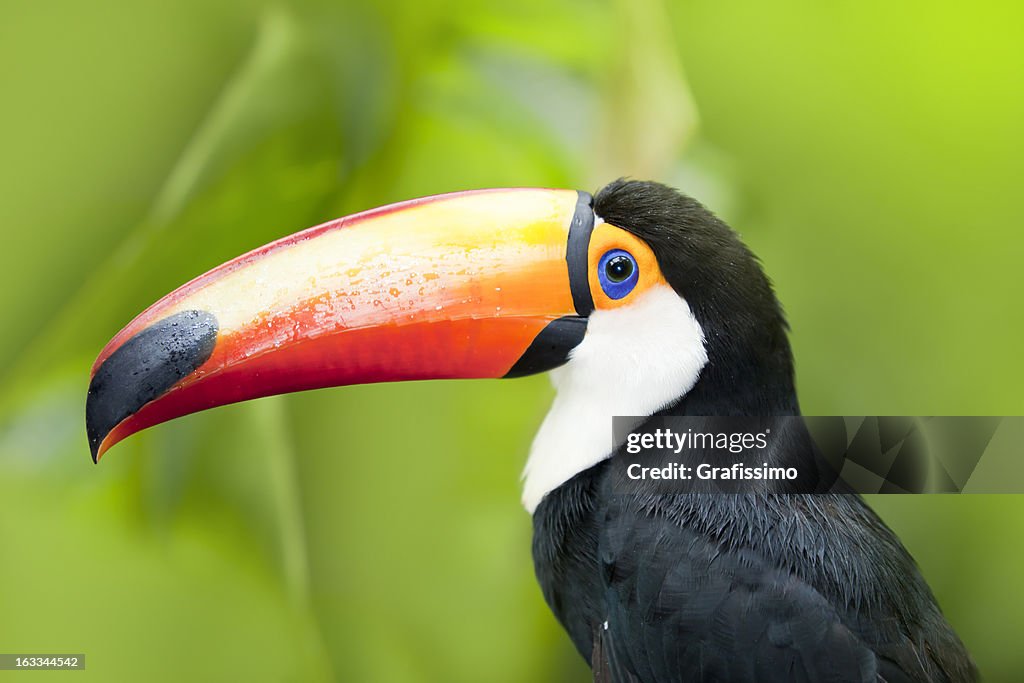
[89,439,100,464]
[85,310,219,463]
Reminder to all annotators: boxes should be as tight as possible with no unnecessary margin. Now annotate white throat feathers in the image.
[521,284,708,513]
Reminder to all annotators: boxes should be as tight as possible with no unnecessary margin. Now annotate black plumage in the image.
[532,180,976,682]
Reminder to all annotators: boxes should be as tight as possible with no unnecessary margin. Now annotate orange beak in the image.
[86,188,596,461]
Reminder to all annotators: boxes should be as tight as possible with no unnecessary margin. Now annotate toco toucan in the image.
[86,180,976,682]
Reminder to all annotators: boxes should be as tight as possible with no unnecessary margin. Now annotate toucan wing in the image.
[594,495,916,683]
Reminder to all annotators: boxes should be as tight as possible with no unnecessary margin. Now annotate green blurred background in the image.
[1,0,1022,680]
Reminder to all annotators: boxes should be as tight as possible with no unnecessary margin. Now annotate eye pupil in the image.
[606,256,633,283]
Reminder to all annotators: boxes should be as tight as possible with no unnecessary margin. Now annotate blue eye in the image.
[597,249,639,300]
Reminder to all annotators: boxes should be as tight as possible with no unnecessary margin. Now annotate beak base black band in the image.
[566,191,595,317]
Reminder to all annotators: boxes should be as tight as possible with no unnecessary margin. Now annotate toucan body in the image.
[86,181,976,682]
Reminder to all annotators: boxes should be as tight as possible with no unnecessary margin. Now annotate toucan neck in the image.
[664,332,800,417]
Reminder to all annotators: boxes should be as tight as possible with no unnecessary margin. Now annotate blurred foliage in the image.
[1,0,1023,681]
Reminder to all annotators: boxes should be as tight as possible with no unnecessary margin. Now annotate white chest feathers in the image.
[521,284,708,513]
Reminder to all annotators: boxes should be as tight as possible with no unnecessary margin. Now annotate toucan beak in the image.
[86,188,595,461]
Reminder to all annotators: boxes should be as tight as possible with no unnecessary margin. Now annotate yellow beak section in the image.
[86,188,592,461]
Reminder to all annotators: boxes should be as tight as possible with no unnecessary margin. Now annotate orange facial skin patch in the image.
[587,221,667,310]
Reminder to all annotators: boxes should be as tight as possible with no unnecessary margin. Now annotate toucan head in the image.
[86,180,795,510]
